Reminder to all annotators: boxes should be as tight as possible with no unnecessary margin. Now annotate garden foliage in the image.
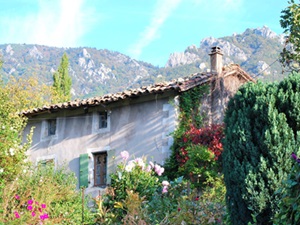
[0,164,95,224]
[101,152,162,223]
[223,73,300,224]
[0,81,31,198]
[164,84,225,190]
[177,124,224,188]
[96,151,227,224]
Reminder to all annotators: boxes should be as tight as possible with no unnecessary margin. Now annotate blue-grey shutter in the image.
[79,153,89,187]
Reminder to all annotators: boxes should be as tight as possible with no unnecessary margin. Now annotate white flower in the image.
[0,168,4,173]
[162,180,170,186]
[134,158,145,170]
[9,148,15,156]
[125,161,135,172]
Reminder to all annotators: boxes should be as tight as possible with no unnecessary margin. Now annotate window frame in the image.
[41,119,58,141]
[93,152,108,187]
[47,119,56,136]
[92,110,111,134]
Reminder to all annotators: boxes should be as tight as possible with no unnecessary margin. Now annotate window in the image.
[92,111,111,133]
[93,152,107,187]
[48,119,56,136]
[99,112,108,129]
[41,119,58,141]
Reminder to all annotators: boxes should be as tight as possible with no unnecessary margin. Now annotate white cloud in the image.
[128,0,182,59]
[0,0,97,47]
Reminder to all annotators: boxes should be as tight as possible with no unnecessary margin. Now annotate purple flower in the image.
[15,195,20,200]
[27,199,33,205]
[120,151,129,161]
[27,205,33,211]
[31,211,36,217]
[41,203,46,209]
[291,152,297,160]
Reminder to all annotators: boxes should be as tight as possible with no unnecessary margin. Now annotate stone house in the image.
[22,47,255,195]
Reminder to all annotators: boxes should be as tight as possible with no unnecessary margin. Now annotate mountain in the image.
[0,26,286,99]
[164,26,285,80]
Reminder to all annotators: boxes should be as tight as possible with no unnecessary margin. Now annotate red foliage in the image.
[176,124,225,166]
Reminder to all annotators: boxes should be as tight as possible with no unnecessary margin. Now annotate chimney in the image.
[209,46,223,75]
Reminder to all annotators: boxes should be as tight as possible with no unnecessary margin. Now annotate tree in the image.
[53,53,72,103]
[0,80,32,197]
[5,76,52,111]
[280,0,300,72]
[222,75,300,224]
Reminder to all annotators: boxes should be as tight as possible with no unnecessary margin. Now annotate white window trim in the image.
[36,154,57,169]
[92,111,111,134]
[40,119,59,141]
[87,146,110,188]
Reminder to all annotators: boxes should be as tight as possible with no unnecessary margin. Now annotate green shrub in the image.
[0,164,95,224]
[96,150,227,225]
[144,175,227,225]
[274,153,300,225]
[101,151,162,223]
[223,74,300,224]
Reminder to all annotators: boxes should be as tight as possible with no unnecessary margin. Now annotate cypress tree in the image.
[223,76,300,224]
[53,53,72,102]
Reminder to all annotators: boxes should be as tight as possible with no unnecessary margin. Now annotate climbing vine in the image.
[164,84,225,188]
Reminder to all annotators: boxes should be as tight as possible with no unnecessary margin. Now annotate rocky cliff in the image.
[0,26,286,99]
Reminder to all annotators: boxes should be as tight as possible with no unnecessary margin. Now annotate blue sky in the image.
[0,0,289,67]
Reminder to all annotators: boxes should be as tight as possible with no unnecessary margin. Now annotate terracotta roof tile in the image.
[22,65,254,116]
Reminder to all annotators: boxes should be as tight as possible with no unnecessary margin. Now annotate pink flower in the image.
[162,186,168,193]
[120,151,129,161]
[146,165,152,172]
[14,211,20,219]
[27,199,33,205]
[178,208,181,212]
[15,195,20,200]
[149,161,154,168]
[41,203,46,209]
[154,164,164,176]
[40,213,49,220]
[27,205,33,211]
[31,211,36,217]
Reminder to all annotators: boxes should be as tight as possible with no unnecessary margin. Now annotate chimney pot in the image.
[209,46,223,75]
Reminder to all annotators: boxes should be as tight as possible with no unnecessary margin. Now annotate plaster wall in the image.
[24,95,177,193]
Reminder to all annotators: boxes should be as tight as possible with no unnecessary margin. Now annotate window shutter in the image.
[79,153,89,187]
